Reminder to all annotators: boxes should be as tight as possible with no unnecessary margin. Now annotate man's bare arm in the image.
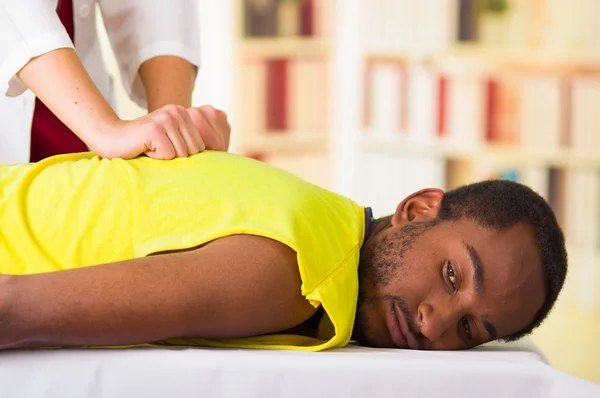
[0,235,315,349]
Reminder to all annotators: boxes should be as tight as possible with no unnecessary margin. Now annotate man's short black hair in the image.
[437,179,568,341]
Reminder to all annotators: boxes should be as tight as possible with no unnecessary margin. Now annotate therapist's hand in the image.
[97,105,231,160]
[16,48,230,161]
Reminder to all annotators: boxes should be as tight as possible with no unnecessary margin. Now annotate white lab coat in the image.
[0,0,200,163]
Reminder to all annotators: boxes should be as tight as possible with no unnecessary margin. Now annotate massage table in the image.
[0,338,597,398]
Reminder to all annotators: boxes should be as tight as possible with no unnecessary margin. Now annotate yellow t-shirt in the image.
[0,151,367,351]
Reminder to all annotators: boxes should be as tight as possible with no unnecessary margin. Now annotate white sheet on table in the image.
[0,338,597,398]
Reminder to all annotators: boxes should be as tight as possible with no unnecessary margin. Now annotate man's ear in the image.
[391,188,444,226]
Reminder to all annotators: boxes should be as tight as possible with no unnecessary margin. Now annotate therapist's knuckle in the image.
[154,112,172,126]
[177,107,192,122]
[146,122,164,138]
[163,104,180,114]
[218,110,229,126]
[200,105,216,115]
[187,107,202,120]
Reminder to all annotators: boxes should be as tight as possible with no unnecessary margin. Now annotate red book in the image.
[561,78,572,148]
[437,75,448,137]
[299,0,314,36]
[485,78,498,142]
[266,59,288,131]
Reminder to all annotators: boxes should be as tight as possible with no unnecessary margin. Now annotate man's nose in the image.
[417,302,456,343]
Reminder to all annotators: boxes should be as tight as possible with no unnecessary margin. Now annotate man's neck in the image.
[361,215,391,253]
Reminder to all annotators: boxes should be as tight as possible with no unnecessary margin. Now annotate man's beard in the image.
[353,220,437,347]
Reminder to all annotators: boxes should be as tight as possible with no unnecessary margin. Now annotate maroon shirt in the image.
[30,0,88,162]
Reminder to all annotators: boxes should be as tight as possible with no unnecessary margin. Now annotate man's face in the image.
[353,191,546,350]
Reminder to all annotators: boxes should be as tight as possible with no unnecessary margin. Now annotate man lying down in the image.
[0,146,566,352]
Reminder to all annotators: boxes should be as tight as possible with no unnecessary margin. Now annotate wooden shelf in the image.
[361,133,600,170]
[238,38,330,58]
[364,46,600,72]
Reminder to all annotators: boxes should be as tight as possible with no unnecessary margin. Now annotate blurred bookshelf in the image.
[228,0,600,383]
[365,47,600,71]
[238,37,330,58]
[363,132,600,169]
[231,0,333,188]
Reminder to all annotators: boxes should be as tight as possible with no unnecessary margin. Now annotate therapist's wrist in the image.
[79,112,122,153]
[87,118,138,159]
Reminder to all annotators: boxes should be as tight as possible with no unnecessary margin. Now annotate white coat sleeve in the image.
[0,0,74,97]
[97,0,201,108]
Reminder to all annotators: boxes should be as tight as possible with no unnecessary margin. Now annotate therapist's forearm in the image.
[16,48,120,148]
[139,56,197,112]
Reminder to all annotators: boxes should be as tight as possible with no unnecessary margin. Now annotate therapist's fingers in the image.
[158,109,190,159]
[128,103,229,160]
[216,109,231,151]
[172,105,205,154]
[188,106,219,151]
[189,106,227,152]
[207,107,231,151]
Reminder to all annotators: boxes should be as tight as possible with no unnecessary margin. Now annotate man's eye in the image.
[461,318,472,340]
[447,262,457,288]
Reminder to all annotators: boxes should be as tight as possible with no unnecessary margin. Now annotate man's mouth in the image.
[388,303,419,349]
[388,303,408,348]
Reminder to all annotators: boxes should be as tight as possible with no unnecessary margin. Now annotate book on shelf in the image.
[244,0,278,37]
[445,73,486,146]
[483,78,498,142]
[520,74,565,152]
[521,166,551,201]
[266,59,289,131]
[364,60,447,144]
[236,57,267,137]
[564,170,586,247]
[487,74,521,145]
[288,59,328,132]
[364,60,407,137]
[237,56,328,149]
[570,75,600,152]
[446,159,475,189]
[276,0,299,37]
[457,0,480,43]
[408,64,439,144]
[243,0,320,38]
[298,0,314,36]
[437,74,449,138]
[560,169,600,258]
